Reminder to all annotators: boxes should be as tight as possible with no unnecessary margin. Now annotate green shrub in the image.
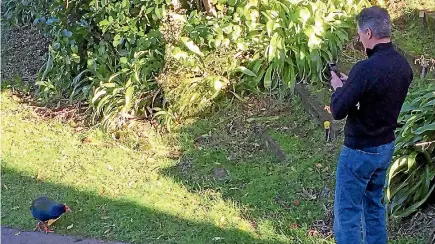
[157,44,243,130]
[386,81,435,218]
[2,0,52,26]
[4,0,370,130]
[31,0,169,130]
[179,0,370,94]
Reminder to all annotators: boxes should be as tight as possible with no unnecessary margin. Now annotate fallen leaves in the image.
[66,224,74,230]
[293,199,301,207]
[220,216,225,223]
[307,229,320,237]
[290,223,299,229]
[249,221,258,229]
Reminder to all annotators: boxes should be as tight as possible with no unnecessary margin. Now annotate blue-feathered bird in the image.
[30,196,71,233]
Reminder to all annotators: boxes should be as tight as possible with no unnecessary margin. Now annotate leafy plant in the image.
[1,0,52,26]
[5,0,371,131]
[88,38,164,129]
[386,83,435,218]
[27,0,170,129]
[157,43,241,130]
[179,0,370,94]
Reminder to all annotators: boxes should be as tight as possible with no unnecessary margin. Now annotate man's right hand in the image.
[339,73,348,81]
[331,71,344,91]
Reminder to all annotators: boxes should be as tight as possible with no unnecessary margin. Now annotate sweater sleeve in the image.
[330,62,368,120]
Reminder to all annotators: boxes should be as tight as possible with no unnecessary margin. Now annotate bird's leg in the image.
[34,221,42,232]
[40,221,54,233]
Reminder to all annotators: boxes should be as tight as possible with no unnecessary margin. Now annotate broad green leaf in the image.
[414,123,435,135]
[387,156,409,199]
[155,7,163,19]
[336,29,349,41]
[232,25,242,40]
[395,183,435,218]
[124,85,134,110]
[305,26,322,48]
[96,95,111,114]
[102,83,117,88]
[120,57,128,64]
[250,60,262,73]
[228,0,237,7]
[213,78,225,91]
[264,65,273,90]
[171,47,189,59]
[407,152,418,171]
[254,67,266,85]
[180,37,203,56]
[299,8,311,24]
[238,66,257,77]
[266,20,274,37]
[99,19,110,26]
[113,34,122,47]
[222,38,230,46]
[92,89,107,103]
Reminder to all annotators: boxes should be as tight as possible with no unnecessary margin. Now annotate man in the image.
[330,6,413,244]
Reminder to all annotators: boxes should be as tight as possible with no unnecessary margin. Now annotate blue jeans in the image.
[334,141,395,244]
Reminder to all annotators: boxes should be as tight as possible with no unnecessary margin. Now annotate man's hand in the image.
[330,71,345,91]
[339,73,348,81]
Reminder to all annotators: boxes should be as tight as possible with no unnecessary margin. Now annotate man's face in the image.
[357,24,371,49]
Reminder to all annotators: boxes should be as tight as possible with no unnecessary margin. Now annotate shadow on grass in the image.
[1,165,287,244]
[160,97,339,240]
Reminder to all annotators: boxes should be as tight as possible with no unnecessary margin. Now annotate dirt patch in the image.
[7,91,89,128]
[310,203,435,241]
[389,204,435,240]
[1,25,50,83]
[191,96,294,161]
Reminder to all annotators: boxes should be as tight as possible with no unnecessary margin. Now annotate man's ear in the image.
[366,28,373,40]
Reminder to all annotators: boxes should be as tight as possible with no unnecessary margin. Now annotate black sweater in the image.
[331,42,413,149]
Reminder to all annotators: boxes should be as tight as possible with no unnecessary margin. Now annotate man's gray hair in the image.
[356,6,391,39]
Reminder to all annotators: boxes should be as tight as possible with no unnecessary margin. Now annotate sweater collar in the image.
[366,42,393,57]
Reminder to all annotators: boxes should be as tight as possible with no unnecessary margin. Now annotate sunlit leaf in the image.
[180,37,203,56]
[264,65,273,90]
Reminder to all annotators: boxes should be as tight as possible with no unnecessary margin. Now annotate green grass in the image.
[389,0,435,58]
[0,89,428,243]
[0,90,334,243]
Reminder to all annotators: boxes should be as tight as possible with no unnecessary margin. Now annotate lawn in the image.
[0,89,334,243]
[1,87,428,243]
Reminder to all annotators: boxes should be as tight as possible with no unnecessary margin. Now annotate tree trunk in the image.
[202,0,217,17]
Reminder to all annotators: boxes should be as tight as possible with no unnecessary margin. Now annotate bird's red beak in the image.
[64,205,71,212]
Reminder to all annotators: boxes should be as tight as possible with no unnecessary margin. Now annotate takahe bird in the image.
[30,196,70,233]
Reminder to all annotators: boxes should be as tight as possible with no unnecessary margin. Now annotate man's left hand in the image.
[330,71,344,91]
